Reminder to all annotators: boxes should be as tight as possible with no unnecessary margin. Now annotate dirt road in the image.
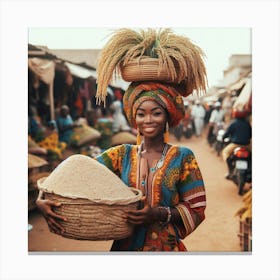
[28,131,246,252]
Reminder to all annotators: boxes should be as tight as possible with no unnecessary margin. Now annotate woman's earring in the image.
[136,129,142,145]
[164,122,169,143]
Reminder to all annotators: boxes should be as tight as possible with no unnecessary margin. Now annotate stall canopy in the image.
[229,77,247,91]
[233,77,252,111]
[28,44,130,121]
[65,62,96,79]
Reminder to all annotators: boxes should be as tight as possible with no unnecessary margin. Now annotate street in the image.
[28,130,246,253]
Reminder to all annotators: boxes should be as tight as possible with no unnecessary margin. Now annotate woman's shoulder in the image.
[107,143,137,154]
[170,144,194,156]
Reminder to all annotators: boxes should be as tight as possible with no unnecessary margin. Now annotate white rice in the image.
[39,154,134,201]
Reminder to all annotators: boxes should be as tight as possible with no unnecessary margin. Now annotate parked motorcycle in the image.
[230,146,252,195]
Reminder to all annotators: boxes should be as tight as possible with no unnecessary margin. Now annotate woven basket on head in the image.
[120,57,180,83]
[37,154,142,241]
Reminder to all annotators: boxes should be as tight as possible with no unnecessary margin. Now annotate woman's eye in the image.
[154,111,162,116]
[136,113,144,118]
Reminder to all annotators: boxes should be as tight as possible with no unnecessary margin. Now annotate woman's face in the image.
[135,100,167,139]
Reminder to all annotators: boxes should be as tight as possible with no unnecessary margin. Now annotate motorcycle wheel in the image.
[215,142,221,156]
[237,172,245,196]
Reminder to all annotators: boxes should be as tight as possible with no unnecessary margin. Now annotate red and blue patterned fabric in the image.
[96,144,206,251]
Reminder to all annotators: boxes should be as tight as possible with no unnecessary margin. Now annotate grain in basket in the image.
[37,154,142,240]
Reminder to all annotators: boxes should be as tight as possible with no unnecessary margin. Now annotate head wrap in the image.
[123,81,185,128]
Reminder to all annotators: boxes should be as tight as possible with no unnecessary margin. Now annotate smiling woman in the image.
[36,28,208,252]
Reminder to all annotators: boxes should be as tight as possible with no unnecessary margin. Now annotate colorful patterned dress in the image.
[96,144,206,251]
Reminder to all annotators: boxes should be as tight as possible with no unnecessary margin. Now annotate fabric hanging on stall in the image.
[28,58,55,85]
[28,57,56,120]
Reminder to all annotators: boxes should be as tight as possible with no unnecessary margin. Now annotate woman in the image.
[36,81,206,251]
[56,105,78,144]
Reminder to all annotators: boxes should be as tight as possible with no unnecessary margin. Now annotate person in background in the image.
[204,101,214,125]
[95,107,114,150]
[110,100,131,133]
[191,100,206,137]
[207,101,225,145]
[222,109,252,179]
[28,107,45,142]
[86,109,100,128]
[222,95,233,124]
[56,105,79,144]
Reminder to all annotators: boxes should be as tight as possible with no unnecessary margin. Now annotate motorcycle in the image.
[212,121,226,156]
[230,146,252,195]
[214,128,226,156]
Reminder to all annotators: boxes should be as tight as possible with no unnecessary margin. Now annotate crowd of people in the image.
[172,95,252,181]
[28,97,138,162]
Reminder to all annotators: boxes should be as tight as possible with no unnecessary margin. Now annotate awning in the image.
[65,62,129,90]
[229,78,247,91]
[233,78,252,111]
[65,62,96,79]
[28,58,55,85]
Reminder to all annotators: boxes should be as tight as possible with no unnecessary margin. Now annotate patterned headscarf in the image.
[123,81,185,128]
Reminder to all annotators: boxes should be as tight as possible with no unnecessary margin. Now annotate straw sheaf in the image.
[96,28,208,104]
[96,28,143,104]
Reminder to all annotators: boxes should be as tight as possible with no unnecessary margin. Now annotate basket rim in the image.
[121,56,161,66]
[37,177,142,205]
[120,56,181,83]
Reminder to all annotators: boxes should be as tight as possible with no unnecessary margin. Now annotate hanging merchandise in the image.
[64,68,73,86]
[28,58,55,85]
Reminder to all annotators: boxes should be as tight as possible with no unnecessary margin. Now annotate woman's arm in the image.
[174,150,206,238]
[125,198,183,226]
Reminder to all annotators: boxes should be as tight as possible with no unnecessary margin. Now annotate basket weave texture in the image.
[43,190,141,241]
[120,57,181,83]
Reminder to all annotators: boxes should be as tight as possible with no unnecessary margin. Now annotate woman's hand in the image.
[124,204,159,226]
[36,196,67,235]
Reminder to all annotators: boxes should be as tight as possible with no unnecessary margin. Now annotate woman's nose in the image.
[144,114,152,122]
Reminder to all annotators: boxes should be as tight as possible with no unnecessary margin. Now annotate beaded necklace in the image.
[137,142,168,204]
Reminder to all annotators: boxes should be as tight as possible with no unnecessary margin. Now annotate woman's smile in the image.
[135,100,167,139]
[142,126,157,133]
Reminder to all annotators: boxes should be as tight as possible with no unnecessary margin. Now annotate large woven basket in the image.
[37,177,142,241]
[120,57,181,83]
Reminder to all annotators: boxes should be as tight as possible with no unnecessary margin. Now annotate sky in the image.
[28,27,251,89]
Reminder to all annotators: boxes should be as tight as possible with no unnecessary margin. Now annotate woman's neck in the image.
[142,137,165,153]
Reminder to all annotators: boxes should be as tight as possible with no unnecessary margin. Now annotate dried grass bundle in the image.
[96,28,208,105]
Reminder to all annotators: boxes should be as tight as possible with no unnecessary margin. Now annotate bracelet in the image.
[166,206,171,224]
[158,206,172,225]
